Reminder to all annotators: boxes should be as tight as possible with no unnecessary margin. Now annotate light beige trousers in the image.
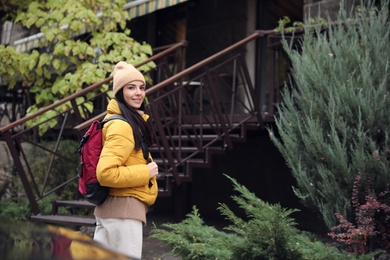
[94,217,143,259]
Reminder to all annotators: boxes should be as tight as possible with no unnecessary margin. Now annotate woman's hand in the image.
[147,161,159,178]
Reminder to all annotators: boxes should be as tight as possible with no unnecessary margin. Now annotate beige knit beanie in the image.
[112,61,145,95]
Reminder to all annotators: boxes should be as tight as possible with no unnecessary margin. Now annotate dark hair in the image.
[115,89,153,151]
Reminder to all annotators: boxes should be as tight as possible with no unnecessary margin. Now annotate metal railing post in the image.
[2,130,40,214]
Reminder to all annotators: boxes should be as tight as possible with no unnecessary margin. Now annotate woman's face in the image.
[122,81,146,109]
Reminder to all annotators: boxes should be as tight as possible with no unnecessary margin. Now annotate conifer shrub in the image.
[150,175,370,259]
[151,206,237,259]
[269,0,390,228]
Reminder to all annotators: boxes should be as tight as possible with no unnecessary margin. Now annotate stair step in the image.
[180,123,240,128]
[53,200,96,208]
[158,189,172,197]
[154,158,204,165]
[30,214,96,227]
[150,146,199,152]
[52,199,95,215]
[164,134,241,143]
[157,172,191,181]
[168,134,222,140]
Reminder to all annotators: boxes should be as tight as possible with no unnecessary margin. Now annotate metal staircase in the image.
[0,30,280,227]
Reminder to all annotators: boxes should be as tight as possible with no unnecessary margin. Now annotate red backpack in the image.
[77,115,128,205]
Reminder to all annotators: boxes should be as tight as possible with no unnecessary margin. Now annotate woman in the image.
[93,61,159,259]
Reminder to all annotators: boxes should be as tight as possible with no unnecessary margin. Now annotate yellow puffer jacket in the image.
[96,99,158,206]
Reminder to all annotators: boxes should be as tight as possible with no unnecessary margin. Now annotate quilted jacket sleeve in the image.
[96,119,151,188]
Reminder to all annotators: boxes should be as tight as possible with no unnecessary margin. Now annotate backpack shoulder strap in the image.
[99,114,128,129]
[100,114,151,163]
[101,114,127,125]
[77,115,128,153]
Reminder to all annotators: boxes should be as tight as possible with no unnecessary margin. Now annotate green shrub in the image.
[269,0,390,228]
[0,200,30,221]
[151,207,237,259]
[151,175,372,259]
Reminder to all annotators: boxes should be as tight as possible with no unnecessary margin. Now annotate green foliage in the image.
[151,174,360,259]
[0,200,30,221]
[294,233,376,260]
[151,206,238,259]
[0,0,155,135]
[27,139,79,201]
[0,144,12,198]
[0,0,35,22]
[275,16,326,33]
[0,220,52,259]
[218,175,302,259]
[0,195,63,221]
[269,0,390,228]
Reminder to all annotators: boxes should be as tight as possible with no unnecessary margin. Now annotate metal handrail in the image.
[147,30,275,96]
